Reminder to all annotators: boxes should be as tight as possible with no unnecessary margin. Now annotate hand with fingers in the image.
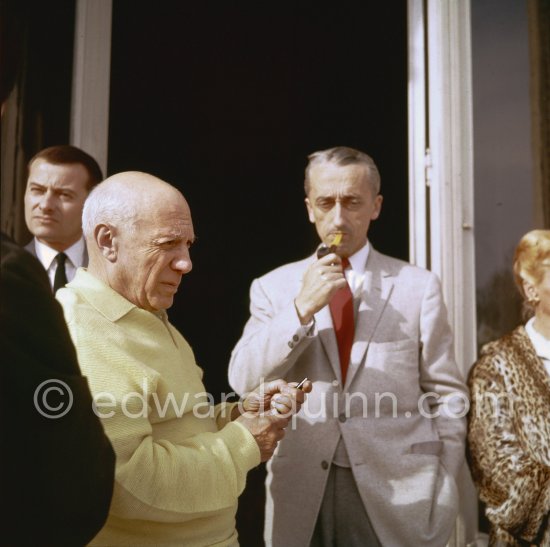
[294,253,348,324]
[235,379,313,461]
[236,411,288,461]
[241,379,312,416]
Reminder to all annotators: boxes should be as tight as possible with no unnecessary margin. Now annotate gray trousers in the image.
[310,465,382,547]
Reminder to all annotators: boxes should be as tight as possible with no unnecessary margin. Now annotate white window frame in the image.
[70,0,113,176]
[408,1,479,545]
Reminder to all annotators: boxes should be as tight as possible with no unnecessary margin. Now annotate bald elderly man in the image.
[57,172,310,546]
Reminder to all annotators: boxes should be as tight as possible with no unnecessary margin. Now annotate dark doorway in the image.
[109,2,408,545]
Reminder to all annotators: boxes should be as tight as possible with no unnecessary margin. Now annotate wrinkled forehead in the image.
[308,162,372,194]
[135,195,194,236]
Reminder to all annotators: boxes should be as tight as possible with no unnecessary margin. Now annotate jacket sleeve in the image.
[228,276,316,395]
[0,235,115,546]
[467,354,550,542]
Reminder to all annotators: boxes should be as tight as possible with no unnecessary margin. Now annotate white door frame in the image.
[408,1,478,545]
[70,0,113,176]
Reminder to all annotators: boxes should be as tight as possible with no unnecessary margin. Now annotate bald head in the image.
[83,171,195,312]
[82,171,187,240]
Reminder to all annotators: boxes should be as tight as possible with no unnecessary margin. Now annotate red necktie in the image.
[329,257,354,384]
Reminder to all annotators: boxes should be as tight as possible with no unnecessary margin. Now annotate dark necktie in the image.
[53,252,68,293]
[329,257,354,384]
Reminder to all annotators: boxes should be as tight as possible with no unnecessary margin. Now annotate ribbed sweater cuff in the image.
[218,420,261,473]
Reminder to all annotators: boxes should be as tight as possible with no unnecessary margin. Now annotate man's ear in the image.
[371,194,383,220]
[305,197,315,224]
[94,224,117,262]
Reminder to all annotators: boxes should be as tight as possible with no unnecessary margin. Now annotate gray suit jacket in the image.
[229,247,468,547]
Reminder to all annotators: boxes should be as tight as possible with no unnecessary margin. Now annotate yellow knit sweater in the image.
[58,270,260,546]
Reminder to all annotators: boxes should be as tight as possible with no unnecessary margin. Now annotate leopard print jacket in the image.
[467,326,550,546]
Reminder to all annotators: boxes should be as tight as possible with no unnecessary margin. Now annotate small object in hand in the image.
[272,378,308,414]
[316,243,331,259]
[316,233,343,259]
[295,377,308,390]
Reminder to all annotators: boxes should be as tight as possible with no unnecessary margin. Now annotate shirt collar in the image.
[65,237,86,268]
[65,268,137,322]
[34,236,86,269]
[525,317,550,361]
[34,238,58,270]
[347,240,370,273]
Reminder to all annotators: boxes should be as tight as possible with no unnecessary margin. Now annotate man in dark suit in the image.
[24,145,102,292]
[0,6,114,543]
[0,232,116,545]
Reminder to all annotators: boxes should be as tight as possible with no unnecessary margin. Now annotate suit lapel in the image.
[344,249,394,390]
[317,304,342,382]
[300,252,341,382]
[24,239,37,257]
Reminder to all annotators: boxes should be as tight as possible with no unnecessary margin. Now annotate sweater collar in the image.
[65,268,138,322]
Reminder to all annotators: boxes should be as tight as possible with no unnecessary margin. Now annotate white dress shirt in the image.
[525,317,550,377]
[34,237,86,290]
[346,240,370,297]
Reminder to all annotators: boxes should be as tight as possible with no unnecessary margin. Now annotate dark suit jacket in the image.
[0,233,115,546]
[24,237,89,272]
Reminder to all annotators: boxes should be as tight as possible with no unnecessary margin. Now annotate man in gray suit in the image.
[24,145,102,292]
[229,146,468,547]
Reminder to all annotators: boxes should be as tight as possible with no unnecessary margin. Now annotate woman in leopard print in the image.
[468,229,550,546]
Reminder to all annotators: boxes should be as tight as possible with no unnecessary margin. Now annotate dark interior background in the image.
[5,0,75,169]
[108,3,407,544]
